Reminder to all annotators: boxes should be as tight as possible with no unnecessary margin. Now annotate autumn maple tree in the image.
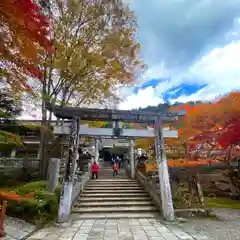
[170,93,240,162]
[0,0,53,91]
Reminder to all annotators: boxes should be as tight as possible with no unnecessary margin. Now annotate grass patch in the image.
[205,197,240,209]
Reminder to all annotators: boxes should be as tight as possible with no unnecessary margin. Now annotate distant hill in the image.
[136,100,207,113]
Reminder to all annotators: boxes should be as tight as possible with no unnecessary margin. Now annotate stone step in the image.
[88,179,138,183]
[76,201,154,207]
[71,212,160,220]
[80,193,148,198]
[83,189,145,193]
[97,176,128,178]
[98,174,127,176]
[87,179,132,185]
[86,182,139,185]
[72,206,158,213]
[78,196,152,202]
[98,169,126,171]
[86,183,137,185]
[98,172,127,174]
[84,186,143,190]
[85,184,141,188]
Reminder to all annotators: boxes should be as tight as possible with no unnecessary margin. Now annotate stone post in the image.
[130,140,135,179]
[10,149,16,158]
[155,117,174,221]
[37,148,41,159]
[46,158,60,192]
[58,118,80,223]
[94,139,100,163]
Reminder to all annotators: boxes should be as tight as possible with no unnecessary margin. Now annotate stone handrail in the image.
[124,161,162,210]
[136,170,162,210]
[71,165,91,206]
[124,161,131,176]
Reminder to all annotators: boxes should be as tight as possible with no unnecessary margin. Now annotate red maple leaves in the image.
[0,0,54,91]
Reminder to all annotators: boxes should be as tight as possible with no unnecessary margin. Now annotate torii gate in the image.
[47,104,184,222]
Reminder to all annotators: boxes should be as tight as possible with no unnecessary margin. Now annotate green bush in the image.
[0,169,41,188]
[17,181,47,195]
[5,181,61,225]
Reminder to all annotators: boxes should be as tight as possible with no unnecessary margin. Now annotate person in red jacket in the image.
[113,162,119,177]
[91,161,99,179]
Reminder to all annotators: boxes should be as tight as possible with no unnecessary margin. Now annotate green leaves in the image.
[0,130,22,146]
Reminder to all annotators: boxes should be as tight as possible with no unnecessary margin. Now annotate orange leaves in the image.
[175,92,240,149]
[0,191,22,202]
[24,192,35,199]
[0,191,35,204]
[0,0,53,92]
[167,159,220,167]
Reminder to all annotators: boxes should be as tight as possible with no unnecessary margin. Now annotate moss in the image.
[17,181,47,195]
[205,197,240,209]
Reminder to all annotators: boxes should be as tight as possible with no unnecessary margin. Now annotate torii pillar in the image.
[155,117,174,221]
[94,138,100,163]
[130,140,135,179]
[58,118,80,222]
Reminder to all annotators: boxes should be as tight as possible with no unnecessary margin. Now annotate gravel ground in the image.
[178,208,240,240]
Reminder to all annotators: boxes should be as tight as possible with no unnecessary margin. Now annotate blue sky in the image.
[118,0,240,110]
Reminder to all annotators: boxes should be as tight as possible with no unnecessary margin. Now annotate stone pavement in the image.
[4,216,36,240]
[26,218,208,240]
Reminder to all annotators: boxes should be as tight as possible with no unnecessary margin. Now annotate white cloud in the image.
[175,40,240,101]
[118,86,164,110]
[19,36,240,117]
[189,40,240,83]
[120,40,240,109]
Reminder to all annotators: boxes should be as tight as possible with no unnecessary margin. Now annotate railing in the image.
[136,170,162,210]
[0,158,40,168]
[71,164,92,206]
[124,160,162,211]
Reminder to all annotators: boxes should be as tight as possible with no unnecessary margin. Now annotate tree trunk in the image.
[39,79,49,179]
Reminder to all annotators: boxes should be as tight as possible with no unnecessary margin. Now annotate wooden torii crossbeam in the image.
[47,104,185,123]
[47,104,185,223]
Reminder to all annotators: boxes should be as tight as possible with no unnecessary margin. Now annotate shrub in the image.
[4,181,61,225]
[0,168,41,187]
[17,181,47,195]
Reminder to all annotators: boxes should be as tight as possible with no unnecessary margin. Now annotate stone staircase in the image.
[72,161,160,219]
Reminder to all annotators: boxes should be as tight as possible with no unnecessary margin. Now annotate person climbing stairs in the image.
[72,161,160,219]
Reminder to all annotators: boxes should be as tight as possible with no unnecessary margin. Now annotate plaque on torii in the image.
[47,104,185,223]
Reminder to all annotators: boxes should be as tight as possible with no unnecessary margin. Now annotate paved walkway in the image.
[26,218,208,240]
[4,216,36,240]
[179,208,240,240]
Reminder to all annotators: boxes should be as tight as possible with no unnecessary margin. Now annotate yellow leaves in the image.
[82,121,106,128]
[135,138,154,151]
[36,0,145,107]
[111,60,121,72]
[0,130,22,146]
